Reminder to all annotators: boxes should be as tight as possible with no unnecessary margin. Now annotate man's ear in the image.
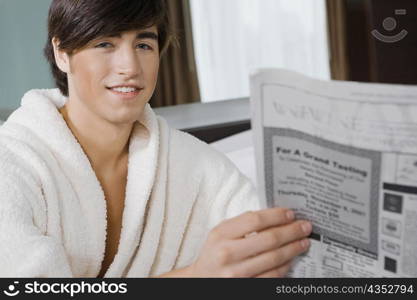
[52,37,70,73]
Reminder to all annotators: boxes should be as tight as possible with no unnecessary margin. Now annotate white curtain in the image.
[190,0,330,102]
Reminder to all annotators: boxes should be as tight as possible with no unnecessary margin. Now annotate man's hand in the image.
[188,207,312,277]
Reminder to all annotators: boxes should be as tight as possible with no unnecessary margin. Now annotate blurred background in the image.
[1,0,416,134]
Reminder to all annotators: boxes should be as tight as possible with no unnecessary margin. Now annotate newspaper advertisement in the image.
[250,69,417,277]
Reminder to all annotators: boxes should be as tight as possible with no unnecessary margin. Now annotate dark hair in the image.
[44,0,173,97]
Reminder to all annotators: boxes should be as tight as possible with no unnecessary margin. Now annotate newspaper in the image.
[250,69,417,277]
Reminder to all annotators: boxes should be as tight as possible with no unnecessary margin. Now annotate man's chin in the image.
[107,117,138,126]
[104,110,143,126]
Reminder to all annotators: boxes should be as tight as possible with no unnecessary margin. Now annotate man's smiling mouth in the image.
[107,86,143,99]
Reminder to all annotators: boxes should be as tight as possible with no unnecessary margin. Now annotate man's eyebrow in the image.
[107,31,159,40]
[137,31,159,40]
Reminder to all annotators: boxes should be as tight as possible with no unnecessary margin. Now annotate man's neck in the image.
[59,103,133,173]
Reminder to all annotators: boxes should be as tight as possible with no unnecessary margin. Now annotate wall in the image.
[0,0,54,111]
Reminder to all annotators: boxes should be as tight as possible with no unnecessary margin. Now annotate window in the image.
[190,0,330,102]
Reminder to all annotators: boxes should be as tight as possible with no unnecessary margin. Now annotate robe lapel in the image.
[105,105,163,277]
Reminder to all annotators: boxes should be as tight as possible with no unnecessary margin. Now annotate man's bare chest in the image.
[97,170,127,277]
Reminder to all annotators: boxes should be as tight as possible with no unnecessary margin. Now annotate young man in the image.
[0,0,311,278]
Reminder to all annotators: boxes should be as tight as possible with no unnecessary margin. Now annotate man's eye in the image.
[95,42,112,48]
[137,43,153,51]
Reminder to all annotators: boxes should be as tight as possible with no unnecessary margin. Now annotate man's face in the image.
[57,27,160,125]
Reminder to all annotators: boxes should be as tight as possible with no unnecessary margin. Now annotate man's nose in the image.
[115,46,142,77]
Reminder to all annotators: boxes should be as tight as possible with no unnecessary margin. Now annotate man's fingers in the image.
[228,238,310,277]
[255,262,292,278]
[226,220,312,262]
[211,207,295,240]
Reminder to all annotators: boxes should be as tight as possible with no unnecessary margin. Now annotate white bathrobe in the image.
[0,89,261,278]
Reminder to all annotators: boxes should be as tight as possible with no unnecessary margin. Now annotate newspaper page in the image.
[250,69,417,277]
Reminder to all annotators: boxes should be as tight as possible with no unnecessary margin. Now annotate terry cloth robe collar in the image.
[5,89,168,277]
